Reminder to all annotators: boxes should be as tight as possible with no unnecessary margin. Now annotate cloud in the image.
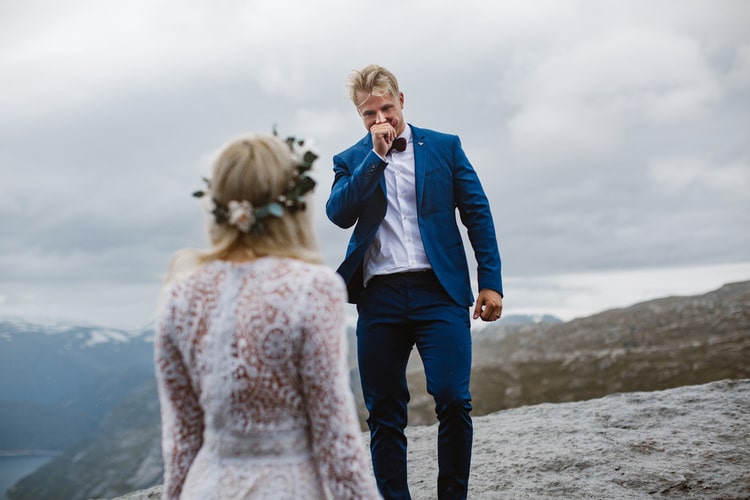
[648,155,750,197]
[1,0,749,327]
[505,26,722,170]
[504,261,750,321]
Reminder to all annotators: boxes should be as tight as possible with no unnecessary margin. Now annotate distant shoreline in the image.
[0,451,60,458]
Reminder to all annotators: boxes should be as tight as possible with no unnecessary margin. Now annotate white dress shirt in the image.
[363,126,432,286]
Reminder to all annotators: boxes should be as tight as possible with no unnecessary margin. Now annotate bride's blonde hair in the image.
[164,133,323,284]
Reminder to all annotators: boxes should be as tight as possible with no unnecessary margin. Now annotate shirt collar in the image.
[399,124,412,143]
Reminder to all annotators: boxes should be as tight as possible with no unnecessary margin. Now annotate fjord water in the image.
[0,455,54,499]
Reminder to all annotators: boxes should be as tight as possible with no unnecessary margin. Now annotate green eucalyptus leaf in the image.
[254,205,269,218]
[300,151,318,170]
[252,220,265,233]
[296,175,316,196]
[266,202,284,217]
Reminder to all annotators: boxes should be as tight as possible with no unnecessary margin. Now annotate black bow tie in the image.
[388,137,407,155]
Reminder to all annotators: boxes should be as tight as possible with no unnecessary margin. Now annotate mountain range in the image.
[0,320,154,455]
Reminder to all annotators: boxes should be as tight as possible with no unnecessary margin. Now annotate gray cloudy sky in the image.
[1,0,749,329]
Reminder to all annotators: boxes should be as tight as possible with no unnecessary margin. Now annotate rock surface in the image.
[112,378,750,500]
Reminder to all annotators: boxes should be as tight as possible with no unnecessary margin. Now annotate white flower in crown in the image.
[227,200,255,233]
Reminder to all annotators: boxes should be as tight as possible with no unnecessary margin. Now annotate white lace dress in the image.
[155,257,381,499]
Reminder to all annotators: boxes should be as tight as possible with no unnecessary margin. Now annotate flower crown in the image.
[192,130,318,234]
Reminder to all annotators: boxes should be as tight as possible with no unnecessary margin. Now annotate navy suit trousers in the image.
[356,270,473,500]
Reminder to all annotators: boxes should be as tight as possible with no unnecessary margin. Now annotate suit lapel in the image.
[411,125,427,206]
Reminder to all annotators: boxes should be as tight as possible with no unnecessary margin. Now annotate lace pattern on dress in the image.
[155,257,381,500]
[203,427,311,459]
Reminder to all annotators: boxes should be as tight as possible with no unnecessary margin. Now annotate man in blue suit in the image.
[326,64,503,500]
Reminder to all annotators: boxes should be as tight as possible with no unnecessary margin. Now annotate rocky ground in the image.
[113,378,750,499]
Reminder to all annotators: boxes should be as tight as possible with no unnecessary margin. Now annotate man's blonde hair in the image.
[347,64,400,106]
[164,133,322,284]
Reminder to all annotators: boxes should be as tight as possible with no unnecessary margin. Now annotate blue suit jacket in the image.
[326,124,502,306]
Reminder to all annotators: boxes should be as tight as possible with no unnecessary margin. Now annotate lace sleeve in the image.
[299,269,381,499]
[155,287,205,500]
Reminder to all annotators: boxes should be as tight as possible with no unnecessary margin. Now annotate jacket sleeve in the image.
[451,136,504,296]
[299,269,382,499]
[154,287,205,500]
[326,150,388,229]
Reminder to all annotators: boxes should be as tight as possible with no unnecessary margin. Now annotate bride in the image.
[155,132,380,499]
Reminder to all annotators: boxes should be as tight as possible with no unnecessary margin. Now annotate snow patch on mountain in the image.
[0,316,152,348]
